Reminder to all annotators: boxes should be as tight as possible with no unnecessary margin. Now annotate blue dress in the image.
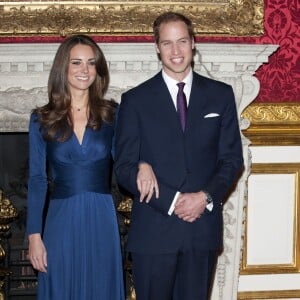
[27,114,125,300]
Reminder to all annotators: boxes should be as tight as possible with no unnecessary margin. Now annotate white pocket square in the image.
[204,113,220,118]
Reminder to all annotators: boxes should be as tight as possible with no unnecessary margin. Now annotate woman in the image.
[27,34,125,299]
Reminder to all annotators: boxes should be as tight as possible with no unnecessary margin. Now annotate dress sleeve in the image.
[111,104,119,161]
[26,113,48,235]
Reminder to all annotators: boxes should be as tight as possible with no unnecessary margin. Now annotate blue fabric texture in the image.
[27,113,124,300]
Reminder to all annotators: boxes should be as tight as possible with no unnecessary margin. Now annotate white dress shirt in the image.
[161,69,213,215]
[162,69,193,109]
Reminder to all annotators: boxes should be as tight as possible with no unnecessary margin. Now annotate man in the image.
[115,12,244,300]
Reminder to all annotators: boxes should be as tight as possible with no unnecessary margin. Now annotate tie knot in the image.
[177,82,185,91]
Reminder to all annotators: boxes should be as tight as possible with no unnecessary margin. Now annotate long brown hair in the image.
[34,34,116,141]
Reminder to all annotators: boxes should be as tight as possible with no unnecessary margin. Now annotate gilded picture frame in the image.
[0,0,264,37]
[241,163,300,275]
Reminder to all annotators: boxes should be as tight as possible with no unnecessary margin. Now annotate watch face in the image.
[205,192,213,204]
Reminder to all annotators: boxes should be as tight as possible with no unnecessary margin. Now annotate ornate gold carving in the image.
[242,103,300,145]
[0,0,264,36]
[117,196,132,225]
[238,290,300,299]
[128,285,136,300]
[0,190,18,227]
[0,277,8,300]
[0,190,18,228]
[0,190,17,299]
[242,103,300,123]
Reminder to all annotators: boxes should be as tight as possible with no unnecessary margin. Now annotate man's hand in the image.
[174,191,207,222]
[137,162,159,202]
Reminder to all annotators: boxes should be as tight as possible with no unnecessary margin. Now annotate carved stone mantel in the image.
[0,42,278,300]
[0,43,277,133]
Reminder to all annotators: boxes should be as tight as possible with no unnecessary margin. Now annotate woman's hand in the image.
[137,162,159,203]
[28,233,47,273]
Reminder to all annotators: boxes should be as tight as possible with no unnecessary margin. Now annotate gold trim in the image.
[242,103,300,146]
[242,103,300,123]
[0,0,264,36]
[241,163,300,275]
[238,290,300,299]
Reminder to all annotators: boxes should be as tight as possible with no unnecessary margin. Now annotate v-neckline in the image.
[73,127,87,146]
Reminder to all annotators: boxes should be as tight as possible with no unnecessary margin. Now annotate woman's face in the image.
[67,44,97,94]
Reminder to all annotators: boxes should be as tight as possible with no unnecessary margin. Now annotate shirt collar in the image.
[162,68,193,89]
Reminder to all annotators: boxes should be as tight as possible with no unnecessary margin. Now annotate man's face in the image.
[156,20,195,81]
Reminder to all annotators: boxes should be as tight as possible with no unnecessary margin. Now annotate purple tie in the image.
[176,82,187,131]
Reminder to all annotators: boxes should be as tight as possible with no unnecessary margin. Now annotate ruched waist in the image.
[50,159,111,199]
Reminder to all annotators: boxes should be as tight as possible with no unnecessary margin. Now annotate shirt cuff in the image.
[168,191,214,215]
[168,191,180,215]
[206,202,214,211]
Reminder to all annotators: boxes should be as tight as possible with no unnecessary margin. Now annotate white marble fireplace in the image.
[0,42,278,299]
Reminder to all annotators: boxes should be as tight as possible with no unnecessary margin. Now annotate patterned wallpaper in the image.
[253,0,299,102]
[198,0,300,103]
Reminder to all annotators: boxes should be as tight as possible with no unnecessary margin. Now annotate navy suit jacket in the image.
[115,71,244,254]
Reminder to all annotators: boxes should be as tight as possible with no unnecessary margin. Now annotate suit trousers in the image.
[131,248,218,300]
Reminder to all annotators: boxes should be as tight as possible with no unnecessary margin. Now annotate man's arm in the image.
[174,86,244,221]
[114,93,178,215]
[203,86,244,203]
[114,94,140,196]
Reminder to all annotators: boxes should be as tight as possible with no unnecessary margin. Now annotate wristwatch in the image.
[203,191,213,211]
[204,191,213,204]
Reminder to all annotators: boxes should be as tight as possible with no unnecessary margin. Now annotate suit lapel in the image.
[185,72,209,133]
[151,72,184,133]
[150,72,211,135]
